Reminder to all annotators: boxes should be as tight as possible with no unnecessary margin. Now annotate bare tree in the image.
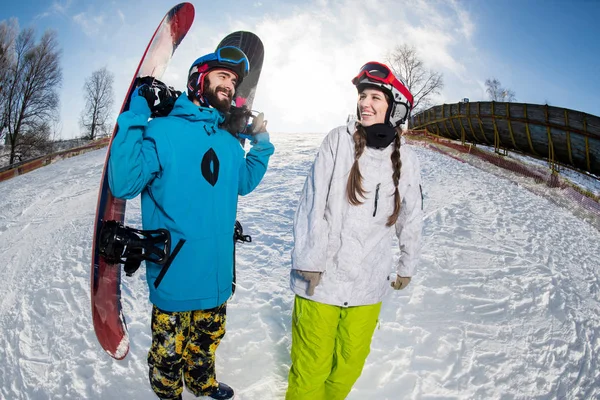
[1,25,62,165]
[80,67,115,140]
[485,78,516,102]
[386,43,444,114]
[0,19,18,146]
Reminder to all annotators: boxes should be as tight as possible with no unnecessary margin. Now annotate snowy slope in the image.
[0,132,599,400]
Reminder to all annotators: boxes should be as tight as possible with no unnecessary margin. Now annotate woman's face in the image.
[358,88,388,126]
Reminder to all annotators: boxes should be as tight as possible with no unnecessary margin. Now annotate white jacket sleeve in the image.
[395,148,423,277]
[291,129,337,272]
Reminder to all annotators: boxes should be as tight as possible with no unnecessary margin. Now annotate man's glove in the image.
[296,271,322,296]
[247,112,267,134]
[131,84,157,110]
[391,276,411,290]
[238,111,268,141]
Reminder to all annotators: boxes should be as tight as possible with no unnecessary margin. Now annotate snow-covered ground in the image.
[0,132,599,400]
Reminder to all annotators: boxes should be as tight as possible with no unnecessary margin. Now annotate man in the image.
[108,46,274,400]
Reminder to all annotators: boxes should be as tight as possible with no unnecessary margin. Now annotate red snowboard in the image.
[90,3,194,360]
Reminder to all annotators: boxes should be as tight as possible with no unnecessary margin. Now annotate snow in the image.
[1,132,599,400]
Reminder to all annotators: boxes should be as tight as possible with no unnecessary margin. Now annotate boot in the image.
[207,382,234,399]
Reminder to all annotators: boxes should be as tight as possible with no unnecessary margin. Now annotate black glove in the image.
[247,112,267,134]
[222,105,253,135]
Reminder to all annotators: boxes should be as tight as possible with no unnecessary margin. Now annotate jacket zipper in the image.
[373,183,380,217]
[154,239,186,289]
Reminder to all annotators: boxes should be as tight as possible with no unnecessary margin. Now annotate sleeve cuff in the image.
[129,95,152,117]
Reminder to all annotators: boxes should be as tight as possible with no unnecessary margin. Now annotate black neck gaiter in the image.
[364,123,397,149]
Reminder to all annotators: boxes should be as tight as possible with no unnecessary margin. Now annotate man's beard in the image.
[204,84,233,113]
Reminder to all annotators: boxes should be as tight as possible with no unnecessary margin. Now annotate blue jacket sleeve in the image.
[238,132,275,195]
[108,96,161,199]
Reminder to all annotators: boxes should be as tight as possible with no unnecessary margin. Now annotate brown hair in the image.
[346,124,403,226]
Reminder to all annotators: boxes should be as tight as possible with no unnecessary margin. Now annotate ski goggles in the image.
[190,46,250,81]
[352,61,413,104]
[213,46,250,76]
[352,62,395,85]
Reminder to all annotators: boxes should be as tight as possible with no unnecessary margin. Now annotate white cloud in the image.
[58,0,480,137]
[33,12,52,20]
[73,12,105,37]
[242,0,479,132]
[117,9,126,24]
[34,0,73,21]
[451,0,476,40]
[51,0,73,16]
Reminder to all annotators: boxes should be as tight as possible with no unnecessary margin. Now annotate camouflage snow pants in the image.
[147,303,227,399]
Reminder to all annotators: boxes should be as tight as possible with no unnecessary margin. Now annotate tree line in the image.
[385,44,516,112]
[1,20,62,166]
[0,18,515,168]
[0,20,114,167]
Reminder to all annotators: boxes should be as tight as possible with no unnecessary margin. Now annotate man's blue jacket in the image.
[108,94,274,312]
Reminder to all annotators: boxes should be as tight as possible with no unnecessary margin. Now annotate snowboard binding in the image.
[133,76,182,118]
[234,220,252,243]
[98,220,171,276]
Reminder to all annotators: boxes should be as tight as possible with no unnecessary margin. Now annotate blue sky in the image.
[2,0,599,139]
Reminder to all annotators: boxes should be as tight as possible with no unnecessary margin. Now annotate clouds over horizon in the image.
[15,0,482,137]
[262,0,480,131]
[162,0,480,133]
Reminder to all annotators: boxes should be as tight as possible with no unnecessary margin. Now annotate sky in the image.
[2,0,600,139]
[1,133,600,399]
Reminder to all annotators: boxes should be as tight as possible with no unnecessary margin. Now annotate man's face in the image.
[204,69,238,113]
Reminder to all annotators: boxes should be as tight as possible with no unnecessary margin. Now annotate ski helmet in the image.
[352,61,414,127]
[187,46,250,101]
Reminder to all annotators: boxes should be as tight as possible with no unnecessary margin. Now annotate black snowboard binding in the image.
[98,220,171,276]
[133,76,181,118]
[231,220,252,296]
[234,220,252,243]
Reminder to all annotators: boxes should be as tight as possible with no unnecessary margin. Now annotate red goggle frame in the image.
[352,61,414,107]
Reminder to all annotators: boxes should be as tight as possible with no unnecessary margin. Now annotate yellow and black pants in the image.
[147,303,227,399]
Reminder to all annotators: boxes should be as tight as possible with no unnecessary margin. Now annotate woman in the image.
[286,61,423,400]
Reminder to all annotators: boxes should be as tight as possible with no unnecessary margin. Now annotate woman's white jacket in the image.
[291,120,423,307]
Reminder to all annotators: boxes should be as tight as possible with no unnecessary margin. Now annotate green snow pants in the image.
[147,303,226,399]
[286,296,382,400]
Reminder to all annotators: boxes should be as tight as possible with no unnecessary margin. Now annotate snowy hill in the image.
[0,133,599,399]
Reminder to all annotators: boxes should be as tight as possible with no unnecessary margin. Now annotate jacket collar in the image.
[170,95,225,130]
[345,118,407,146]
